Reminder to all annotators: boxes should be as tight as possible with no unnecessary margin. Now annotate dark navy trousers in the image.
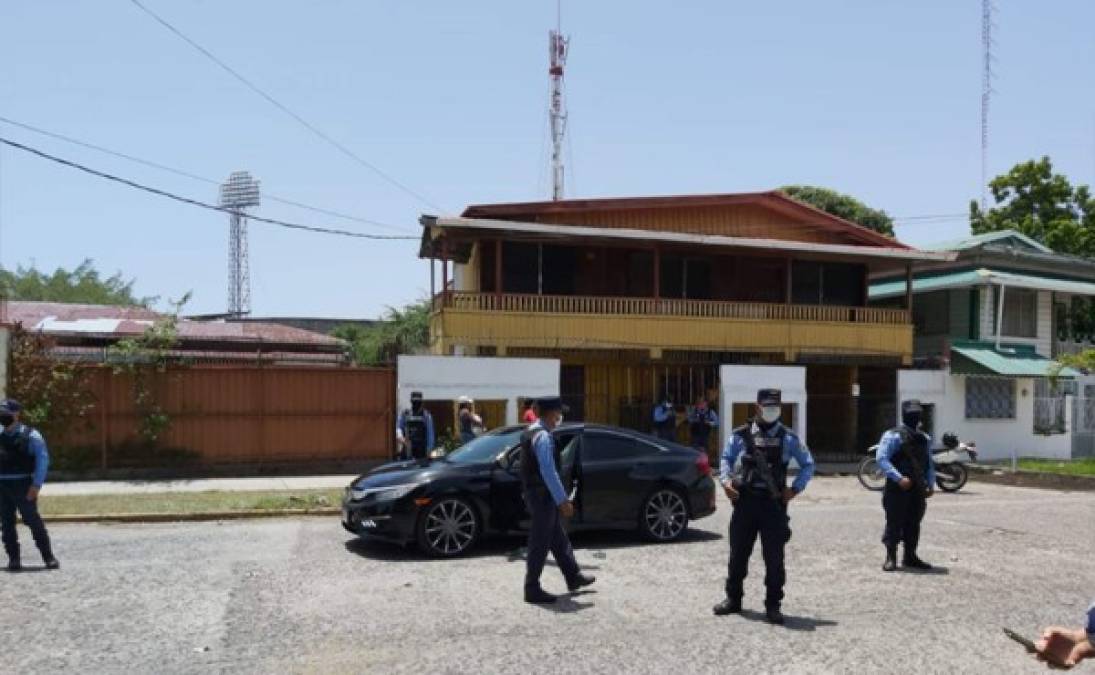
[725,490,789,609]
[881,481,927,554]
[523,487,580,592]
[0,477,53,561]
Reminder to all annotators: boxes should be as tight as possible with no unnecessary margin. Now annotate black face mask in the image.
[0,414,14,428]
[902,412,922,430]
[411,401,422,414]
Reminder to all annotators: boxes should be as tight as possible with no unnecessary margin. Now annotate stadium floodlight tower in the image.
[219,171,260,318]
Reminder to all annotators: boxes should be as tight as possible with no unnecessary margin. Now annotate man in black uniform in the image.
[520,397,595,604]
[876,399,935,572]
[714,389,814,624]
[395,392,434,462]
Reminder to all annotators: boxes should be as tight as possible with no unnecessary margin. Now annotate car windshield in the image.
[444,429,523,465]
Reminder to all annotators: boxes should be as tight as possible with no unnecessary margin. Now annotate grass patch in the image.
[38,488,344,517]
[1016,458,1095,477]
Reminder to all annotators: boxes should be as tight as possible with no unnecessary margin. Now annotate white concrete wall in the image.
[719,365,807,452]
[397,355,559,426]
[897,369,1071,461]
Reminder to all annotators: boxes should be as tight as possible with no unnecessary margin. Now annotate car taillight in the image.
[695,452,711,476]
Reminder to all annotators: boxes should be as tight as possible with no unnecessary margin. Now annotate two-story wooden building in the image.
[419,191,949,461]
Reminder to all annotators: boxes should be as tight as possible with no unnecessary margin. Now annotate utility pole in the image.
[219,171,260,318]
[981,0,995,211]
[549,1,569,201]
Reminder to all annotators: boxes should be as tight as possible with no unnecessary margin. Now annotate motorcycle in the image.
[857,432,977,493]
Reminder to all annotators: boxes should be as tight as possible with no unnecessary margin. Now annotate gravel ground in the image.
[3,477,1093,674]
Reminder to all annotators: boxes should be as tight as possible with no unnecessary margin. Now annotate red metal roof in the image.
[461,190,908,249]
[4,301,344,350]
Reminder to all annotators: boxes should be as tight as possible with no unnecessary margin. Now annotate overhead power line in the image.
[0,115,411,233]
[0,137,417,241]
[127,0,446,213]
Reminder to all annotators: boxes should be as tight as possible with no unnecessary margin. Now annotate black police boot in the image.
[765,606,785,625]
[903,551,932,570]
[567,573,596,593]
[882,546,897,572]
[713,597,742,616]
[6,557,21,572]
[43,556,60,571]
[524,587,558,604]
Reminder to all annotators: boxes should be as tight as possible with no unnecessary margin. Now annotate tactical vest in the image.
[519,428,561,492]
[403,409,428,457]
[459,411,474,435]
[690,410,713,443]
[0,427,36,475]
[889,427,930,487]
[734,422,789,496]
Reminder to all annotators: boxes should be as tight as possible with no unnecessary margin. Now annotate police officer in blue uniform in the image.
[395,391,435,462]
[714,389,814,624]
[876,399,935,572]
[687,396,719,452]
[0,399,59,571]
[652,396,677,441]
[520,397,594,604]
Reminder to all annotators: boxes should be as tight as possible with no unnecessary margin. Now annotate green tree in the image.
[106,293,190,443]
[780,185,895,236]
[333,299,431,366]
[0,259,153,306]
[970,157,1095,256]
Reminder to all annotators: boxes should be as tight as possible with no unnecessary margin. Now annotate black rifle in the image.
[897,430,930,493]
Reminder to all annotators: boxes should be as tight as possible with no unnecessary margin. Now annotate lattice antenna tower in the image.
[549,0,569,200]
[219,171,260,317]
[981,0,996,211]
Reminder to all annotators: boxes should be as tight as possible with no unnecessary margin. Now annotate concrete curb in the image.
[35,507,342,524]
[968,465,1095,492]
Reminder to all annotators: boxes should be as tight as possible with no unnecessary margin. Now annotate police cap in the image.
[0,399,22,414]
[757,389,781,405]
[536,396,569,413]
[901,399,923,414]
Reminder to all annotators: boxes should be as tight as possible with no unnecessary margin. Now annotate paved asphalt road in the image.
[4,477,1093,674]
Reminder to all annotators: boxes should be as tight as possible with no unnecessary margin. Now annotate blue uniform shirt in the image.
[876,427,936,487]
[719,421,815,494]
[653,404,674,424]
[395,410,435,452]
[1087,598,1094,644]
[0,423,50,487]
[689,408,719,429]
[528,420,567,506]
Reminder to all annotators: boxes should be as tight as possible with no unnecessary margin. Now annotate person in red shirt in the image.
[522,399,539,424]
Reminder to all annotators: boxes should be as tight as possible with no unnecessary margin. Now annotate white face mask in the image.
[760,406,781,424]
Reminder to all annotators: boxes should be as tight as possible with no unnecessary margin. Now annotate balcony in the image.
[430,292,913,362]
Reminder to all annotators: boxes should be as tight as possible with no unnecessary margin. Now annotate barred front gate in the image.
[1072,378,1095,458]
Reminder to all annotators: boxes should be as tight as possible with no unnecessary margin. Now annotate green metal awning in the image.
[869,270,986,299]
[870,267,1095,300]
[949,341,1079,378]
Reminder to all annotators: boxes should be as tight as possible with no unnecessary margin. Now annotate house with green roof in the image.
[869,230,1094,461]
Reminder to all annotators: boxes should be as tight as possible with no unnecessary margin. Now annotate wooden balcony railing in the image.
[434,292,909,325]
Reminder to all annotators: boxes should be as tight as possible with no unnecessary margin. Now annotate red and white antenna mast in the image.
[548,1,569,201]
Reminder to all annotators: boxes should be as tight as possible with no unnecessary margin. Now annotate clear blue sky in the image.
[1,1,1093,318]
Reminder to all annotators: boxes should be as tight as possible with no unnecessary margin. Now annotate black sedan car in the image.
[342,423,717,557]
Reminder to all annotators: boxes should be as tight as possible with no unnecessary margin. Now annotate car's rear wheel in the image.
[639,488,689,542]
[416,497,480,557]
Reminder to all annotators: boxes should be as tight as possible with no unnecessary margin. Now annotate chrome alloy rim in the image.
[645,490,687,540]
[424,500,477,554]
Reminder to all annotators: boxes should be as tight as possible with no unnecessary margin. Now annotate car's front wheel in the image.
[416,497,481,557]
[639,488,689,542]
